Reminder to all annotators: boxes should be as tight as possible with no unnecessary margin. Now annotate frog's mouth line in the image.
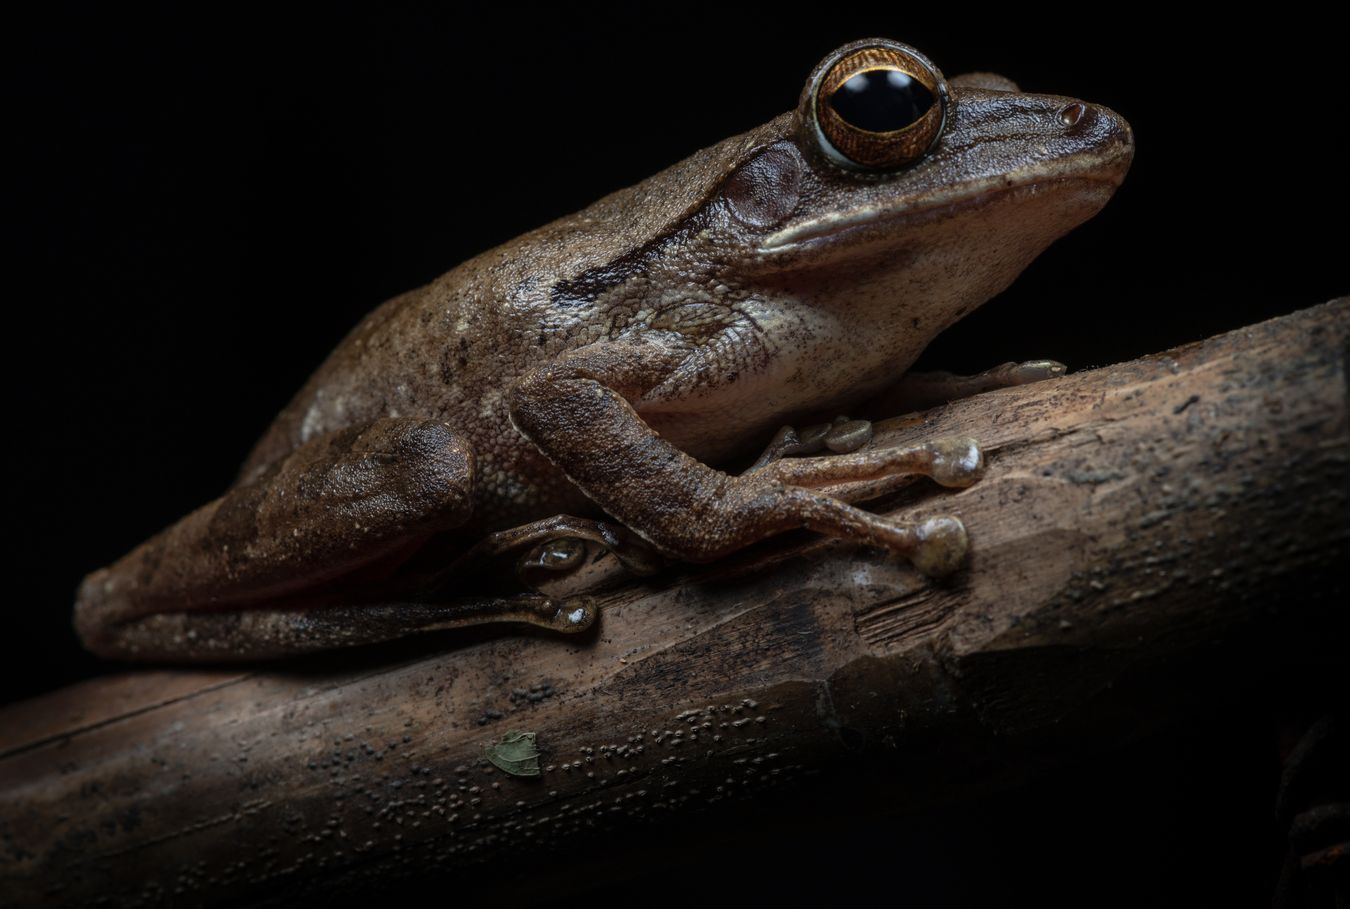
[759,170,1126,253]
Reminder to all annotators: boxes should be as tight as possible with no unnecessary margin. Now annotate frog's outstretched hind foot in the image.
[475,594,597,635]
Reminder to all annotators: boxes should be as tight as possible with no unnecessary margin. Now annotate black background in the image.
[7,4,1347,906]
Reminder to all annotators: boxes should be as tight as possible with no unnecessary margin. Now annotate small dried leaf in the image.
[485,731,541,778]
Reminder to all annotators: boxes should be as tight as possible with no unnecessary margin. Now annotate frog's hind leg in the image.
[75,418,484,659]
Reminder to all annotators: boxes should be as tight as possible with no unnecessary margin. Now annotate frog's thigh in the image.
[76,418,475,634]
[871,359,1066,414]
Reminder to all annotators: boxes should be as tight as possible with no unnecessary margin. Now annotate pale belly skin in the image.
[74,40,1133,661]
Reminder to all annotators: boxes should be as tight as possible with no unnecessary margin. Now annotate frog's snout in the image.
[1061,99,1135,182]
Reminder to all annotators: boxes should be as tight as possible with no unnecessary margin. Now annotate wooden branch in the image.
[2,300,1346,907]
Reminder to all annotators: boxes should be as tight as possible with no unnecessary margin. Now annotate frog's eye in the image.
[806,41,948,170]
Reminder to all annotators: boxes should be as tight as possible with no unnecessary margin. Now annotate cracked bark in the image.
[1,299,1346,907]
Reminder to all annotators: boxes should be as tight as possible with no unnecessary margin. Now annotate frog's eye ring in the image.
[806,40,948,170]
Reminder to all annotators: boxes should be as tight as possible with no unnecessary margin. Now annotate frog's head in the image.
[692,37,1133,346]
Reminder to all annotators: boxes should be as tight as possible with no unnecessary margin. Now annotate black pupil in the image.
[829,69,934,132]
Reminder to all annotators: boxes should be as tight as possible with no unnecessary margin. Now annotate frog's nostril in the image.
[1059,102,1088,129]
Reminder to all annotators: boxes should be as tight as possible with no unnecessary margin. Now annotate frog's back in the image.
[238,256,547,497]
[237,116,791,491]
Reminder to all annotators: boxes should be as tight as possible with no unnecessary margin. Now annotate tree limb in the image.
[2,299,1346,907]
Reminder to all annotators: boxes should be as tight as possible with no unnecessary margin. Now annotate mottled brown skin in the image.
[75,39,1133,661]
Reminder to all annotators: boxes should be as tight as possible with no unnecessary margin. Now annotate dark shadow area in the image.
[6,4,1346,906]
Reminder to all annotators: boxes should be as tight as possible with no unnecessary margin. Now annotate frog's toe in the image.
[1009,359,1067,384]
[546,597,598,634]
[824,418,873,453]
[518,537,588,574]
[926,438,985,488]
[908,516,969,578]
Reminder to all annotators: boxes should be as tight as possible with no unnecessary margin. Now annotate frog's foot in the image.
[748,415,874,471]
[468,594,598,635]
[736,431,984,576]
[746,437,984,577]
[451,515,665,596]
[874,359,1066,414]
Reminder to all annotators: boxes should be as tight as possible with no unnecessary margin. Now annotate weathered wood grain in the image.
[2,299,1346,907]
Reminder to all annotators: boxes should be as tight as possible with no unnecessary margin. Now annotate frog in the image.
[74,38,1133,661]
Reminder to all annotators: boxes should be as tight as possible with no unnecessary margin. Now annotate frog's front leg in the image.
[75,418,593,661]
[871,359,1067,415]
[509,344,979,578]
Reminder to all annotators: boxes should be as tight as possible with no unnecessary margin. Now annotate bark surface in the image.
[2,300,1346,907]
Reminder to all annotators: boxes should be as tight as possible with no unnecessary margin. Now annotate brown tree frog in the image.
[75,39,1133,661]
